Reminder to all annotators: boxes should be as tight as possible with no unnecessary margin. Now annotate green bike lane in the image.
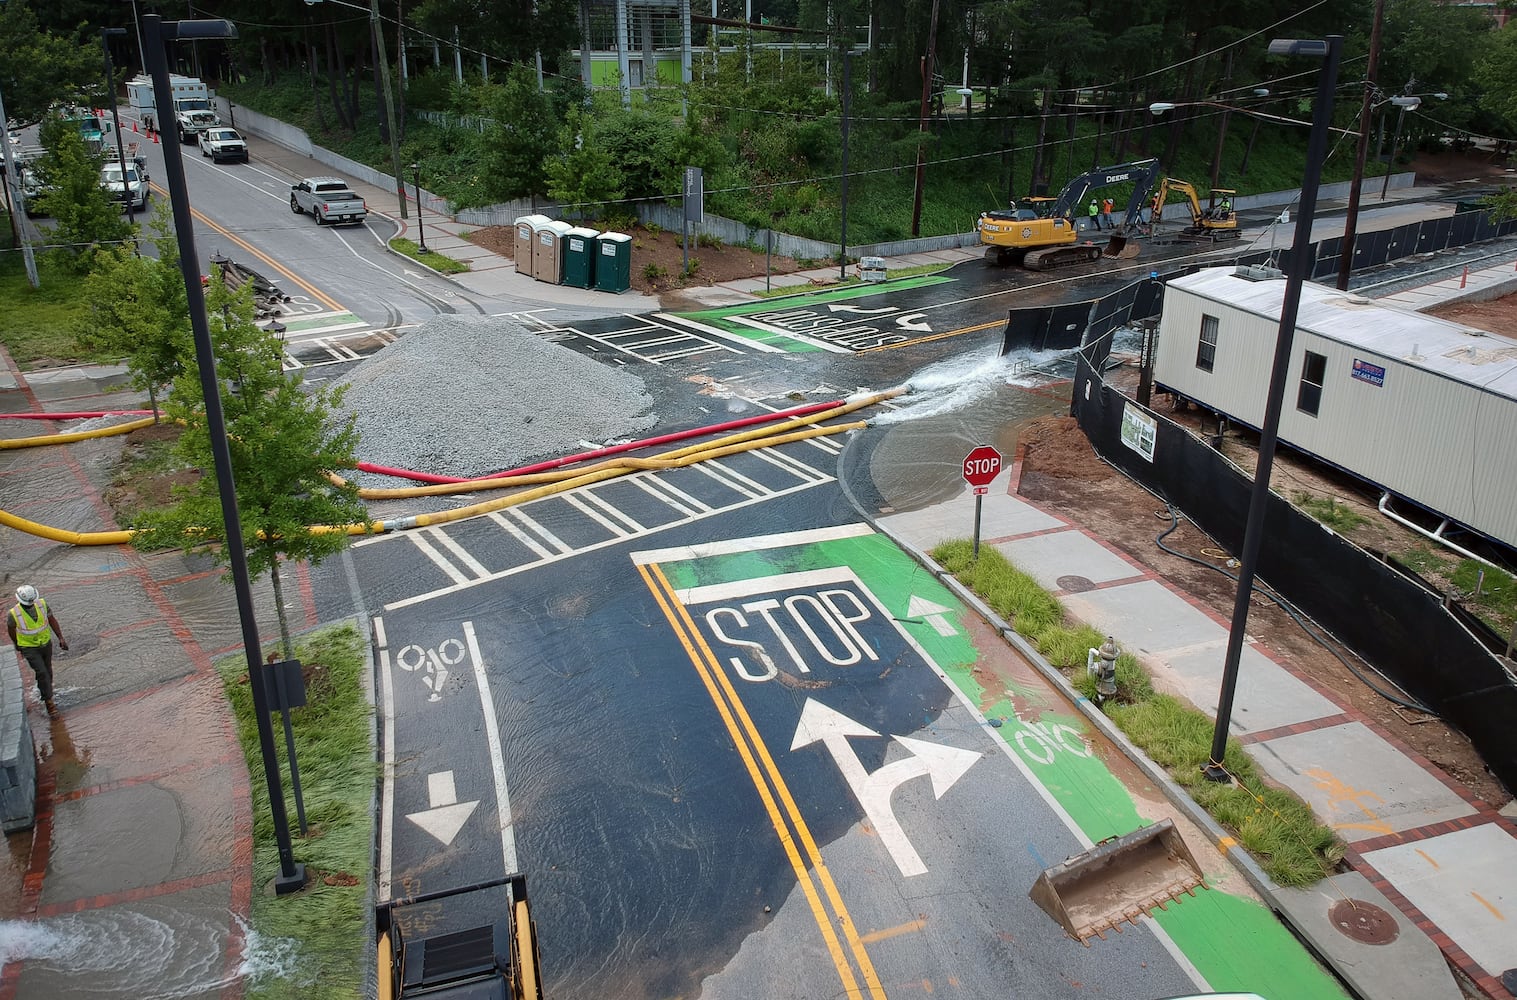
[646,524,1348,999]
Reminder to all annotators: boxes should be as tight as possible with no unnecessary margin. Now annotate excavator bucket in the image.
[1102,233,1141,259]
[1029,819,1206,943]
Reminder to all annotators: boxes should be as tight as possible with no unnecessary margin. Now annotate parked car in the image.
[198,126,248,163]
[100,162,150,209]
[289,176,367,226]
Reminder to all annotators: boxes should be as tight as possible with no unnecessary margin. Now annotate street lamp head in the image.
[102,27,128,36]
[955,88,974,97]
[410,161,419,171]
[1390,96,1422,110]
[1268,37,1329,58]
[1150,102,1176,115]
[1433,92,1449,101]
[1253,88,1271,97]
[167,18,238,40]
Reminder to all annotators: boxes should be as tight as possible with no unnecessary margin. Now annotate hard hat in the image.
[15,585,38,606]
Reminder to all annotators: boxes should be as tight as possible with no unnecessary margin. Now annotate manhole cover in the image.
[1056,575,1096,593]
[1328,899,1399,945]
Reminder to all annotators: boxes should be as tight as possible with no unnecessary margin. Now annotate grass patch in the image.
[1451,559,1517,634]
[390,237,470,274]
[218,623,374,1000]
[930,539,1341,886]
[1293,491,1367,532]
[0,236,93,367]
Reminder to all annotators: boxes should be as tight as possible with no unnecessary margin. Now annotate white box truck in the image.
[126,73,220,142]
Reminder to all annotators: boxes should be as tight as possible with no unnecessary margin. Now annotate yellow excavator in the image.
[1151,179,1240,241]
[377,874,543,999]
[978,158,1162,270]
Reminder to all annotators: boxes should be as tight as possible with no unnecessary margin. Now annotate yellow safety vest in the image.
[11,599,50,648]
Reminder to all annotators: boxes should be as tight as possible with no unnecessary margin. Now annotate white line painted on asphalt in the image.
[638,475,711,512]
[576,488,646,533]
[632,523,872,565]
[691,461,762,499]
[407,532,471,586]
[431,526,490,578]
[487,511,555,559]
[628,475,700,516]
[505,508,571,554]
[563,492,632,537]
[464,621,518,874]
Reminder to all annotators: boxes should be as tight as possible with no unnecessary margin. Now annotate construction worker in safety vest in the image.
[1087,199,1101,231]
[8,585,68,716]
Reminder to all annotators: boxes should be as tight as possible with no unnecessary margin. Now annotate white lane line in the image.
[753,445,831,483]
[563,492,632,537]
[376,617,396,902]
[430,526,490,578]
[632,522,871,565]
[637,474,712,512]
[487,511,555,559]
[464,621,518,874]
[651,312,775,353]
[407,532,471,586]
[577,487,646,533]
[505,508,571,553]
[628,474,700,516]
[703,458,770,496]
[691,461,761,499]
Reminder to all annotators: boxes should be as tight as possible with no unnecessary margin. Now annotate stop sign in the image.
[962,445,1003,487]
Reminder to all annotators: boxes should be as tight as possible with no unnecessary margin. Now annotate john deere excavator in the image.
[978,158,1162,270]
[377,874,543,999]
[1151,178,1240,242]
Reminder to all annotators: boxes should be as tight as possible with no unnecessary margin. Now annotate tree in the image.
[0,0,105,128]
[34,117,135,274]
[130,273,369,658]
[481,64,561,200]
[76,215,191,418]
[545,106,626,214]
[1473,22,1517,136]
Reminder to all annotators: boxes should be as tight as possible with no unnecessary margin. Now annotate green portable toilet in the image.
[514,214,549,275]
[595,232,632,293]
[562,227,601,288]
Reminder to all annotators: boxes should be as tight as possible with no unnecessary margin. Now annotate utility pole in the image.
[0,84,39,289]
[1336,0,1385,290]
[909,0,942,237]
[369,0,408,218]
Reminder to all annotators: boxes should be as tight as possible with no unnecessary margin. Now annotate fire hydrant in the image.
[1086,636,1120,704]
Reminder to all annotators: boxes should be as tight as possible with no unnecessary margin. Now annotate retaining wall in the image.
[0,654,37,834]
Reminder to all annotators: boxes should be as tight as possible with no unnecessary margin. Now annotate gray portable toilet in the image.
[594,232,633,293]
[561,226,601,289]
[514,214,549,275]
[533,220,573,283]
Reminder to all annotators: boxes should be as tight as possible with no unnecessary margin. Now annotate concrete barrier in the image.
[0,654,37,834]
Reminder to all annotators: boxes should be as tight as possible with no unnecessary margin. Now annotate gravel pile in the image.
[337,314,657,483]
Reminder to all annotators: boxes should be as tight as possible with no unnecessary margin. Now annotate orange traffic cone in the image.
[151,130,159,144]
[132,120,139,133]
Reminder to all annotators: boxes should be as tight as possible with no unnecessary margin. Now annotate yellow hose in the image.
[0,415,158,449]
[2,386,900,544]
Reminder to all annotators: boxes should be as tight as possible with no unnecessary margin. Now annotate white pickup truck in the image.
[100,161,151,209]
[198,127,248,163]
[289,176,367,226]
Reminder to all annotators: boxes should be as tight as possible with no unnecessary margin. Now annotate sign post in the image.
[962,445,1003,558]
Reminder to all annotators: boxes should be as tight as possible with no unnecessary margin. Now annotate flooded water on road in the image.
[858,344,1072,512]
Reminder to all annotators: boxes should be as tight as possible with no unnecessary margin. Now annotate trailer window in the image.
[1196,315,1219,372]
[1298,350,1327,416]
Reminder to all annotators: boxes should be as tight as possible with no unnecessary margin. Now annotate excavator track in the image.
[1022,243,1104,272]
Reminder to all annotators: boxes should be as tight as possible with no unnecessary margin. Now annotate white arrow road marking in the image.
[405,770,479,847]
[905,595,958,637]
[894,312,933,332]
[791,698,980,877]
[826,304,897,315]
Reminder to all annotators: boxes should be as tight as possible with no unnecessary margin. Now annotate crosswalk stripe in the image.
[430,526,490,577]
[564,492,632,537]
[488,511,555,559]
[407,532,471,585]
[506,508,572,553]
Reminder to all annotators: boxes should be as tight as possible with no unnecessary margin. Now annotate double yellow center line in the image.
[637,562,887,1000]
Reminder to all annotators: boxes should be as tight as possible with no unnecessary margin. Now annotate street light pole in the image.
[1204,33,1343,783]
[1380,96,1421,200]
[840,51,850,282]
[1336,0,1385,291]
[411,162,427,251]
[101,27,134,219]
[144,13,307,894]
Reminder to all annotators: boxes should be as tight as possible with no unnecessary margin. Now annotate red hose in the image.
[0,410,156,420]
[355,398,845,485]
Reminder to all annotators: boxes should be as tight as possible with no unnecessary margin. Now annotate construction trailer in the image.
[1154,266,1517,551]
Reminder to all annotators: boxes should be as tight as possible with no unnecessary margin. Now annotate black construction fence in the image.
[1001,209,1517,362]
[1068,353,1517,794]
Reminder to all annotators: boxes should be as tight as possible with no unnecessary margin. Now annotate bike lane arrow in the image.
[791,698,980,877]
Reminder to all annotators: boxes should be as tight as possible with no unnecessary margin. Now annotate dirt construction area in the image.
[1014,384,1512,810]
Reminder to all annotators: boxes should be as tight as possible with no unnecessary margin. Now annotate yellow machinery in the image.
[1152,179,1240,241]
[377,874,543,999]
[978,158,1161,270]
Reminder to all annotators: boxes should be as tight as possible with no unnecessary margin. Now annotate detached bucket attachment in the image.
[1029,819,1206,943]
[1102,233,1141,259]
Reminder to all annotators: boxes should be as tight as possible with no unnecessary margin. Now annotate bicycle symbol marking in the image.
[1013,720,1092,765]
[397,639,465,702]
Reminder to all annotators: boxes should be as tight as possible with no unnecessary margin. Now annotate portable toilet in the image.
[561,227,601,289]
[594,232,633,293]
[533,220,573,284]
[514,214,549,275]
